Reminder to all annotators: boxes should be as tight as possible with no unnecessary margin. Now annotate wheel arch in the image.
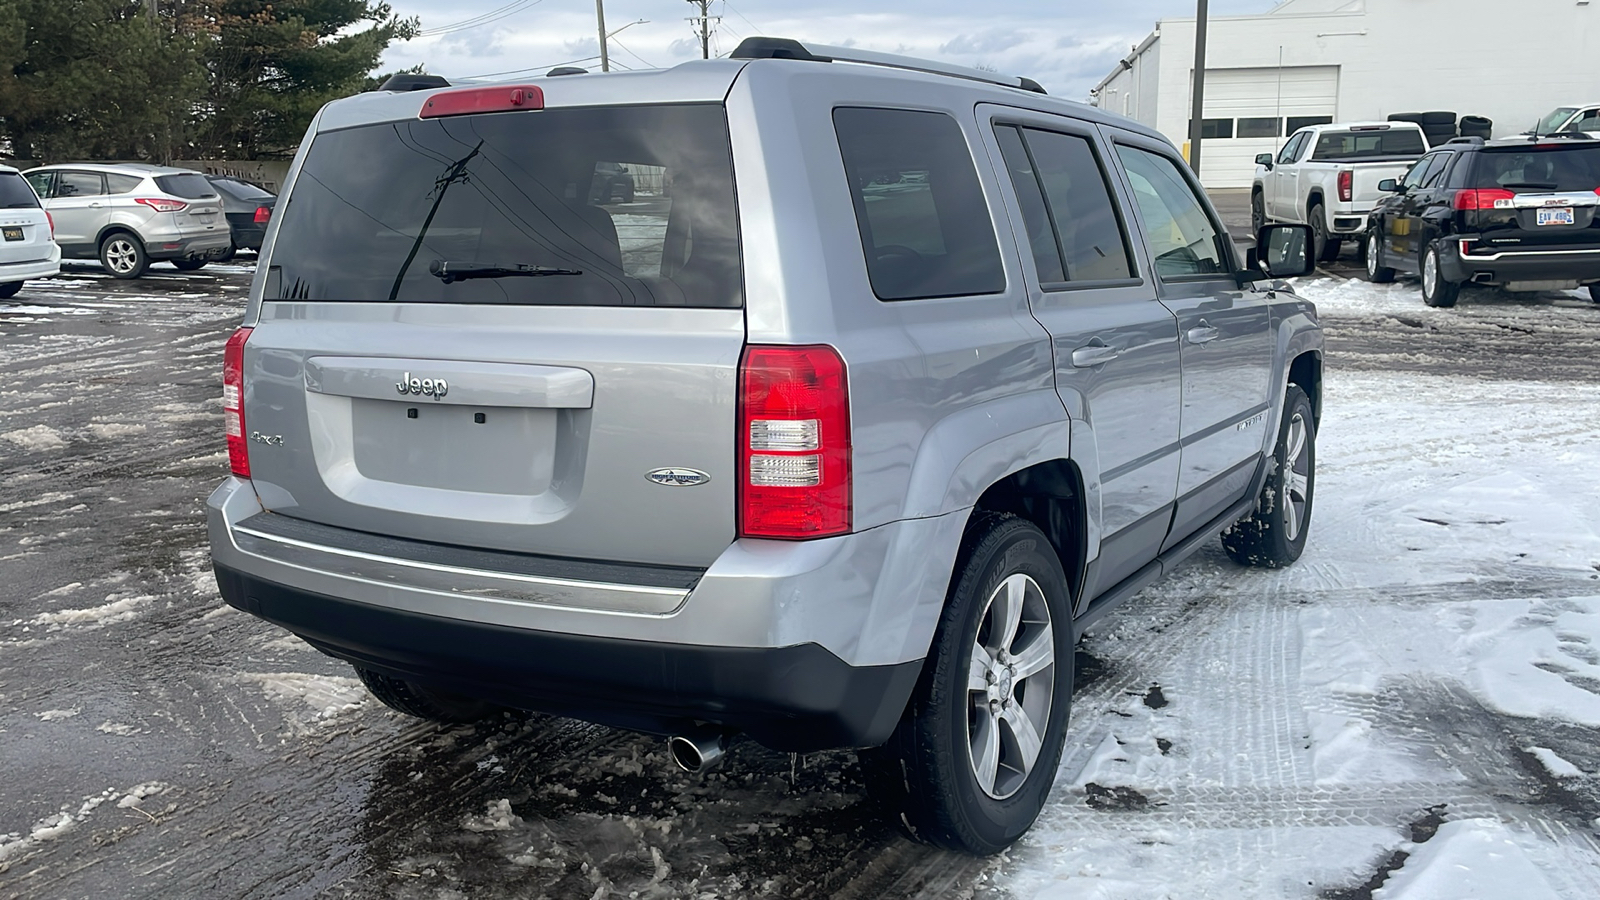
[1287,349,1323,428]
[95,223,142,250]
[970,459,1089,608]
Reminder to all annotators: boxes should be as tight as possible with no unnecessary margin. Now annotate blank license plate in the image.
[1537,208,1575,226]
[1,226,21,241]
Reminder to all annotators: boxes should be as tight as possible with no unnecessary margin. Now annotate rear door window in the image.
[57,171,106,198]
[0,173,40,209]
[834,107,1006,301]
[1114,145,1228,279]
[267,104,741,307]
[1472,146,1600,192]
[1019,129,1135,283]
[1418,152,1452,189]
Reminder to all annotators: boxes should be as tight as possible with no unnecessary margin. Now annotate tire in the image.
[1421,244,1460,308]
[622,185,635,203]
[354,667,499,724]
[1418,111,1458,126]
[1388,112,1426,125]
[1365,231,1395,283]
[0,281,22,299]
[172,259,207,271]
[1309,204,1341,263]
[1589,285,1600,303]
[1251,190,1266,236]
[1223,385,1316,568]
[217,244,237,263]
[99,232,148,279]
[861,512,1074,855]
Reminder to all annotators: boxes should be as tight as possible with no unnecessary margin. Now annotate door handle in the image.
[88,202,103,208]
[1071,344,1120,368]
[1187,323,1221,345]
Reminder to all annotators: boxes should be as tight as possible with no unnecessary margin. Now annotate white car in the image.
[1532,103,1600,136]
[1252,121,1430,263]
[0,164,62,298]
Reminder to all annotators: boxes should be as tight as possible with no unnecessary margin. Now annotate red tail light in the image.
[135,197,188,213]
[738,345,851,539]
[253,205,271,225]
[1337,170,1353,203]
[45,211,53,239]
[1454,188,1516,210]
[224,327,253,478]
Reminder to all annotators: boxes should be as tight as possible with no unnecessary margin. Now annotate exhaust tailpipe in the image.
[668,726,731,773]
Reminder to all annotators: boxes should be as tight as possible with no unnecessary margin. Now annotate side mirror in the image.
[1249,224,1315,279]
[1377,178,1399,193]
[1255,153,1275,170]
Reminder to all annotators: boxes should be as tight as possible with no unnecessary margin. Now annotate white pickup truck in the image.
[1252,121,1429,262]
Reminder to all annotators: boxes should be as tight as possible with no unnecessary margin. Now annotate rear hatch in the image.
[0,171,53,266]
[154,172,225,237]
[1464,142,1600,248]
[242,101,744,569]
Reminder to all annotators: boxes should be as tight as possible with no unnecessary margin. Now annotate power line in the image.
[416,0,546,38]
[458,55,601,79]
[721,1,762,36]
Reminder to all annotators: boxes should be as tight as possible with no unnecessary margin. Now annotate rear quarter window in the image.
[0,173,40,209]
[834,107,1006,301]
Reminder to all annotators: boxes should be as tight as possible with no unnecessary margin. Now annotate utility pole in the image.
[595,0,610,72]
[1188,0,1210,174]
[686,0,716,59]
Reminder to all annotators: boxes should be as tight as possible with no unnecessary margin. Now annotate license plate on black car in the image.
[1,226,22,241]
[1537,208,1575,226]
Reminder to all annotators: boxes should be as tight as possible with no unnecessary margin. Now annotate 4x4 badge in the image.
[646,468,710,487]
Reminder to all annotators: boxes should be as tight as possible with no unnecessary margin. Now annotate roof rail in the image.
[730,37,1047,95]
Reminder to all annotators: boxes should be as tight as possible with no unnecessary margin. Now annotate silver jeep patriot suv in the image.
[208,38,1323,854]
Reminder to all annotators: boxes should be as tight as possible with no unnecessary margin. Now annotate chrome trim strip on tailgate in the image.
[1461,248,1600,262]
[305,356,595,408]
[230,524,690,615]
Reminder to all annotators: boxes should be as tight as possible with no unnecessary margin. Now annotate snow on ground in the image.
[990,277,1600,899]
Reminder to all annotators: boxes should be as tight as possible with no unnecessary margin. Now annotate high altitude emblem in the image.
[646,468,711,487]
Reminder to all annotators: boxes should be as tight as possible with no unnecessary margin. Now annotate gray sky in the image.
[381,1,1283,100]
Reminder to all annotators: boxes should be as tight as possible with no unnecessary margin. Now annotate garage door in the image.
[1192,66,1339,189]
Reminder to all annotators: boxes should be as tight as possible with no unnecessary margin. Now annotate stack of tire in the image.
[1389,111,1459,146]
[1459,115,1493,140]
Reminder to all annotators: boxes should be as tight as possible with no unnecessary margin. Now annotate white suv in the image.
[22,163,230,278]
[0,164,60,297]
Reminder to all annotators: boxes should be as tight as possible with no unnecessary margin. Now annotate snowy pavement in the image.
[983,276,1600,900]
[2,263,1599,899]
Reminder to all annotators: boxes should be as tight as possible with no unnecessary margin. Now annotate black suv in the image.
[1364,135,1600,307]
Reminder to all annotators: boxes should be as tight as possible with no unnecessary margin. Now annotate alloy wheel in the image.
[1423,250,1438,299]
[966,573,1055,800]
[1367,235,1380,278]
[105,239,138,275]
[1283,412,1311,542]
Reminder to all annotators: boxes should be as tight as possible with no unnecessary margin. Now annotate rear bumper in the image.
[206,477,967,750]
[213,563,920,751]
[1441,242,1600,286]
[0,248,62,283]
[145,233,232,261]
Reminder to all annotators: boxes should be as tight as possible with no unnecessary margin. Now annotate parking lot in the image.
[3,248,1600,898]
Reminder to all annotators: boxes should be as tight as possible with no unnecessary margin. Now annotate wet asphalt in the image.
[2,235,1599,900]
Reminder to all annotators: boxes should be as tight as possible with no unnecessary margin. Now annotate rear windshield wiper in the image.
[428,260,583,284]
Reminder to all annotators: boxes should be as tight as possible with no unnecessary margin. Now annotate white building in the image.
[1093,0,1600,188]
